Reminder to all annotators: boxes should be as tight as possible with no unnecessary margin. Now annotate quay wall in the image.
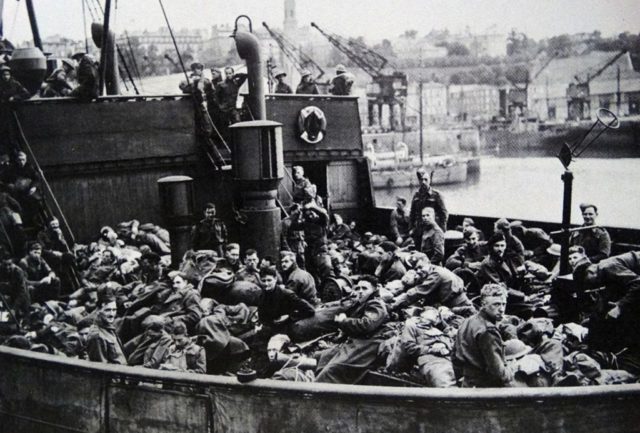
[1,346,640,433]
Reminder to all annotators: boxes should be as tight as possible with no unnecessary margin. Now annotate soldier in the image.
[295,70,319,95]
[69,53,99,102]
[40,68,73,98]
[569,203,611,264]
[86,291,127,365]
[0,246,30,319]
[273,69,292,94]
[389,197,410,246]
[19,242,61,304]
[329,64,354,96]
[0,65,30,103]
[280,251,318,306]
[572,250,640,353]
[412,207,445,265]
[235,248,262,286]
[216,66,248,125]
[453,284,514,387]
[409,167,448,231]
[315,276,389,383]
[190,203,228,257]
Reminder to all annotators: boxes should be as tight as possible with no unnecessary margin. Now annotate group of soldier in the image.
[0,160,638,389]
[0,52,100,103]
[271,63,355,96]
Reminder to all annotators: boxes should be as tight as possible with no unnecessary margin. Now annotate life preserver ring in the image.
[297,105,327,144]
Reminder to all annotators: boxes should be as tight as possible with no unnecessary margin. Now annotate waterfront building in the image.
[528,51,640,121]
[448,83,502,121]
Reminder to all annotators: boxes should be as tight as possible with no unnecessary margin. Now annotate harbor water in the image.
[374,157,640,229]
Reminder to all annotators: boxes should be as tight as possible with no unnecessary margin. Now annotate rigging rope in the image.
[124,30,144,92]
[157,0,189,86]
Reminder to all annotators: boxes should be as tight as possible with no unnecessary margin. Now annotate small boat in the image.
[366,147,478,188]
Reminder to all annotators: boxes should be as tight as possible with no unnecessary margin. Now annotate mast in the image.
[25,0,43,50]
[419,81,424,164]
[98,0,112,95]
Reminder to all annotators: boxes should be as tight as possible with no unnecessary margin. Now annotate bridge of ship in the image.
[7,93,373,242]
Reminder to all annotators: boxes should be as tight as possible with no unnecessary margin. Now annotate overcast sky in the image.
[3,0,639,44]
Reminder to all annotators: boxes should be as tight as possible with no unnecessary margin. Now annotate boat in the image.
[481,115,640,158]
[1,4,640,432]
[365,148,476,188]
[363,126,481,188]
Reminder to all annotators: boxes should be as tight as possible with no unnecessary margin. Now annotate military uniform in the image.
[569,225,611,263]
[191,218,228,257]
[453,310,513,387]
[315,294,389,384]
[329,73,353,96]
[392,264,472,310]
[401,319,456,387]
[86,316,127,364]
[409,187,448,231]
[296,81,319,95]
[274,81,292,94]
[282,264,319,306]
[413,223,445,265]
[0,77,30,102]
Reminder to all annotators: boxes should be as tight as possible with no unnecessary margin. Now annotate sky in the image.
[2,0,639,45]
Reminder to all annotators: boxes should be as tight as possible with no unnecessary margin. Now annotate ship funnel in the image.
[233,16,265,120]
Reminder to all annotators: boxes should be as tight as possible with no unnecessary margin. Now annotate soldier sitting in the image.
[19,242,61,304]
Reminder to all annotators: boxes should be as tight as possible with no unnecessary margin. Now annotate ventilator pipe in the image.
[157,176,195,269]
[233,27,266,120]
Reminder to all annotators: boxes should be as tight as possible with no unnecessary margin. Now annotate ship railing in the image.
[21,94,189,104]
[2,345,640,433]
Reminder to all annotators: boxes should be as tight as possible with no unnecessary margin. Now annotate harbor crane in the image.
[311,22,408,131]
[566,50,627,120]
[507,50,559,117]
[262,22,325,87]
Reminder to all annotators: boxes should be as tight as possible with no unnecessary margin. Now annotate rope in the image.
[124,31,144,92]
[157,0,189,86]
[11,111,76,246]
[117,46,139,94]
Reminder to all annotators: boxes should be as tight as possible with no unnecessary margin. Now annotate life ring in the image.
[297,105,327,144]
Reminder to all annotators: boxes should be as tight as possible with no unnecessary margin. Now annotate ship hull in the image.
[2,346,639,433]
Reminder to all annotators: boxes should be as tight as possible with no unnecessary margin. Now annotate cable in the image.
[157,0,189,85]
[124,30,144,92]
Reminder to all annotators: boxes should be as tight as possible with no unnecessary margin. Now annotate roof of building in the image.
[529,51,640,97]
[531,51,640,85]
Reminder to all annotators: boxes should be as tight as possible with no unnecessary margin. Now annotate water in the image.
[374,157,640,228]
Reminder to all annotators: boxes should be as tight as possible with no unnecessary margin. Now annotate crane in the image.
[507,50,559,117]
[566,50,627,120]
[311,22,408,131]
[262,22,325,84]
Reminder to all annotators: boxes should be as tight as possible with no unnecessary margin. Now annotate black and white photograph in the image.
[0,0,639,431]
